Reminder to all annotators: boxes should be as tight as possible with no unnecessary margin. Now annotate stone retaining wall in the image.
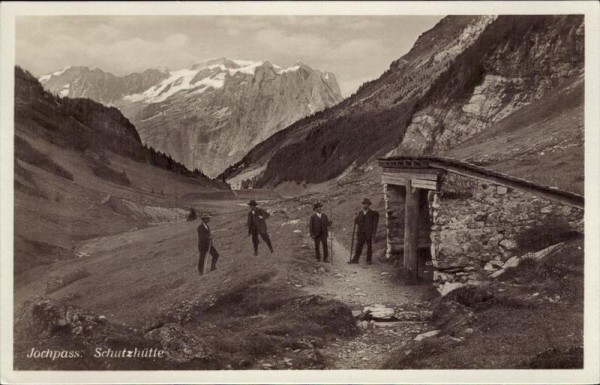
[429,173,584,285]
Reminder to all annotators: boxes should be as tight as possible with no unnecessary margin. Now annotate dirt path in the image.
[304,235,426,308]
[301,235,433,369]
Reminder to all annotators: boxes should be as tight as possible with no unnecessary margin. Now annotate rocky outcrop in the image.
[40,59,343,177]
[398,15,584,155]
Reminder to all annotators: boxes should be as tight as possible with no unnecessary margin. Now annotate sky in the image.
[16,15,443,97]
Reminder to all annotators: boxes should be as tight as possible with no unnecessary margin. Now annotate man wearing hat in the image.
[309,201,332,262]
[349,198,380,265]
[247,200,274,255]
[197,212,219,275]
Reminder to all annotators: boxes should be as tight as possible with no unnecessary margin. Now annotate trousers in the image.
[198,245,219,275]
[313,234,329,261]
[351,234,373,263]
[251,231,273,254]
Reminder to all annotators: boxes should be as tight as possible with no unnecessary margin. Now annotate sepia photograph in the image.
[0,1,599,384]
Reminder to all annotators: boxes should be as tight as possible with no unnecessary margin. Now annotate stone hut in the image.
[379,156,584,284]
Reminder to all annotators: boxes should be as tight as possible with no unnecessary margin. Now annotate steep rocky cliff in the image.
[397,15,584,155]
[40,59,343,177]
[222,15,584,190]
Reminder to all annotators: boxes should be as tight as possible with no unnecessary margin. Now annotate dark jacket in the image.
[355,209,380,239]
[197,223,212,251]
[247,208,270,235]
[309,213,331,238]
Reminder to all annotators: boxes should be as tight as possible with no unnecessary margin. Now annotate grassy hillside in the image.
[14,66,228,275]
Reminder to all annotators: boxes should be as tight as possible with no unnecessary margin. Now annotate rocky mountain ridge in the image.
[39,59,343,177]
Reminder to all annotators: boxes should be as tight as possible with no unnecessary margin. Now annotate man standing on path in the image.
[197,212,219,275]
[348,198,380,265]
[247,199,274,256]
[309,201,332,263]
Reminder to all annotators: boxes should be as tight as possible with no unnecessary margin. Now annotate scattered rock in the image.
[490,268,506,278]
[373,321,404,328]
[484,262,496,271]
[394,311,420,321]
[499,239,518,251]
[363,306,395,321]
[145,323,213,363]
[503,256,521,269]
[414,330,440,341]
[437,282,465,297]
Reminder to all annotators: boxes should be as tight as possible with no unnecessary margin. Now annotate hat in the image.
[313,201,323,210]
[361,198,372,205]
[248,199,258,206]
[201,212,211,219]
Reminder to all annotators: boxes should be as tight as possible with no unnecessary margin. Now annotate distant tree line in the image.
[142,145,209,178]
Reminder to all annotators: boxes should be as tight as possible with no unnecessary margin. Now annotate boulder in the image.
[363,306,395,321]
[530,242,566,261]
[484,262,496,271]
[414,330,440,341]
[438,282,465,297]
[499,239,518,251]
[503,256,521,269]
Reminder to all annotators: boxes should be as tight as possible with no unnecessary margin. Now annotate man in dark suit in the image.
[349,198,380,265]
[247,200,274,256]
[309,201,332,262]
[197,212,219,275]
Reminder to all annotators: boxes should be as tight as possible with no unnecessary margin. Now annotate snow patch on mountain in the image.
[59,84,70,97]
[39,67,72,83]
[277,65,300,74]
[123,68,226,103]
[228,61,265,76]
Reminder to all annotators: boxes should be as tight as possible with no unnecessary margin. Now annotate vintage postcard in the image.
[1,1,599,384]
